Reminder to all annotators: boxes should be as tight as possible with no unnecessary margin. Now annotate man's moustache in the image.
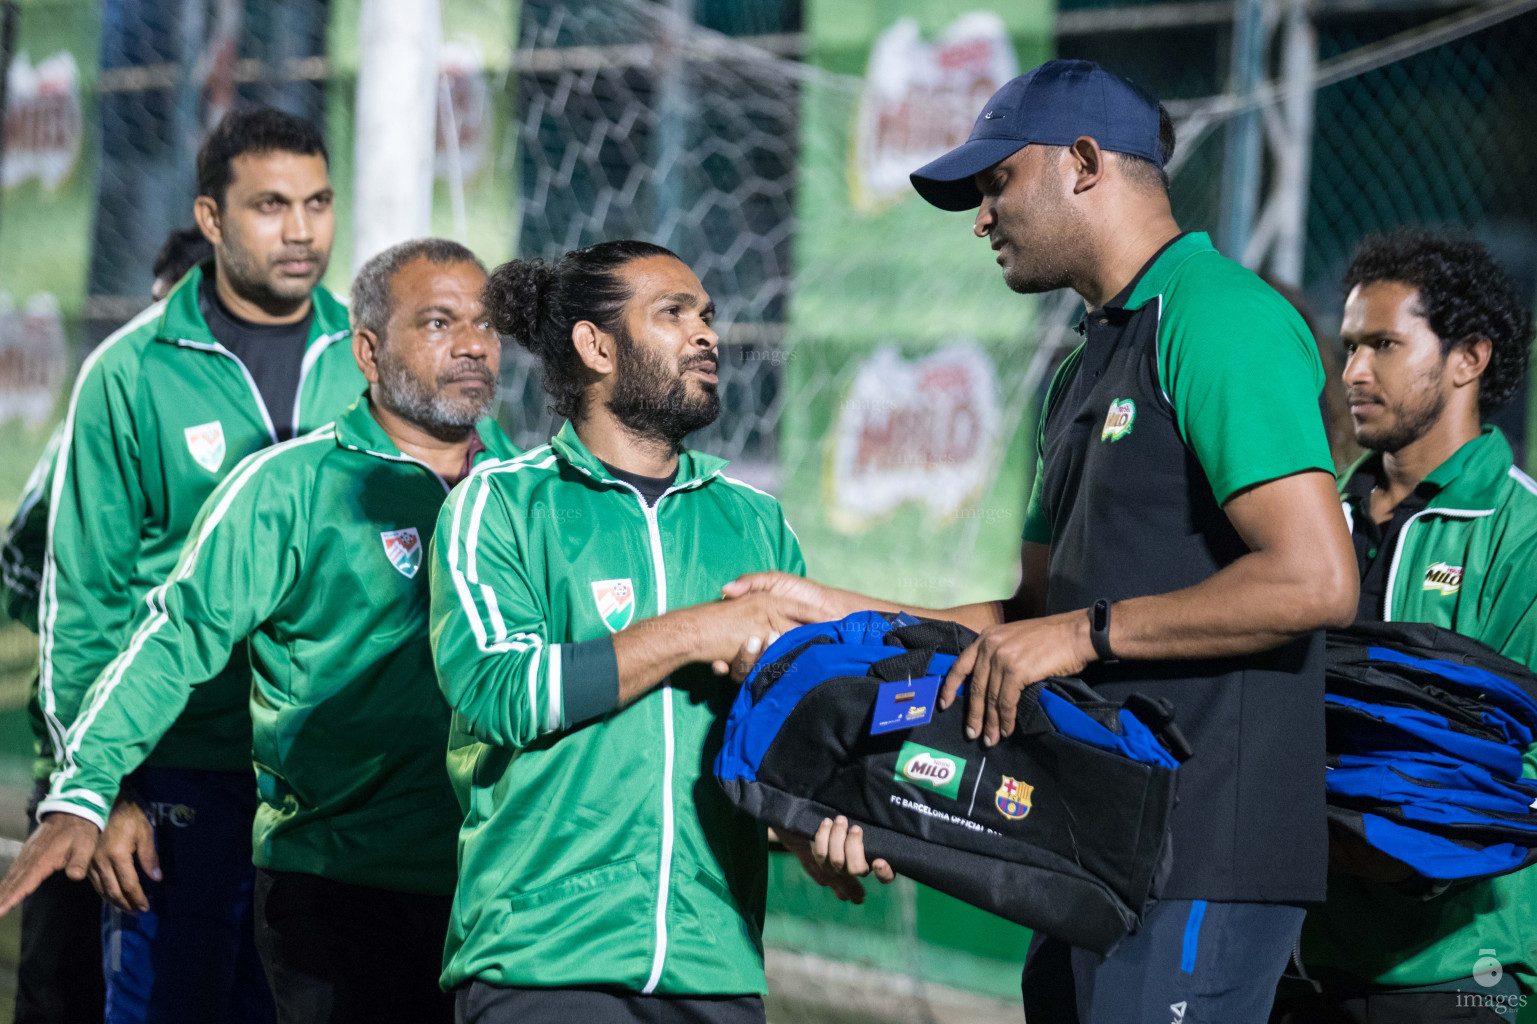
[443,366,496,385]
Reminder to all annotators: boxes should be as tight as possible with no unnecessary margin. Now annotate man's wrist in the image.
[37,802,106,832]
[1073,607,1100,664]
[824,585,864,620]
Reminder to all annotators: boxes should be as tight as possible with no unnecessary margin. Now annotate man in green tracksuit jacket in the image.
[433,241,819,1024]
[0,239,513,1024]
[31,107,361,1023]
[2,223,226,1024]
[1275,232,1537,1023]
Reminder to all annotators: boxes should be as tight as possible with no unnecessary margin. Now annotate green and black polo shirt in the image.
[1024,231,1337,903]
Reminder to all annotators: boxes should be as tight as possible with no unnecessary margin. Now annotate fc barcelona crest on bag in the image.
[380,528,422,578]
[996,775,1033,820]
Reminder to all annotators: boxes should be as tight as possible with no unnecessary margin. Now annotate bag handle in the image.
[1123,693,1194,763]
[867,618,980,682]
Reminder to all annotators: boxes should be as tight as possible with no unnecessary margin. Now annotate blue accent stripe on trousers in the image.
[1180,900,1208,973]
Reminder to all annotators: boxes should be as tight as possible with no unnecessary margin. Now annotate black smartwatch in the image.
[1089,598,1118,664]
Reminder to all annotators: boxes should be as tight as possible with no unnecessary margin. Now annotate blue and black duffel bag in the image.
[715,610,1191,954]
[1324,622,1537,883]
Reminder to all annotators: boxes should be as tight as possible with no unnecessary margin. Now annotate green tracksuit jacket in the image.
[430,422,805,995]
[3,429,62,782]
[1304,427,1537,992]
[41,400,517,894]
[3,424,61,635]
[38,267,363,777]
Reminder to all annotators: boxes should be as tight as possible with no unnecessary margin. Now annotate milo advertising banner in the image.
[781,0,1052,611]
[0,0,98,762]
[0,0,96,471]
[764,0,1055,1004]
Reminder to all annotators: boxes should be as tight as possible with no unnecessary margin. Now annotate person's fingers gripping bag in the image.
[714,611,1191,954]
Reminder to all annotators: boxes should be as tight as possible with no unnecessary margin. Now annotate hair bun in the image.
[484,258,555,348]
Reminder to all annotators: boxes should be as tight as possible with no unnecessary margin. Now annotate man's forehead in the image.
[1346,280,1421,316]
[227,149,330,193]
[625,256,707,301]
[1342,280,1426,333]
[390,258,486,308]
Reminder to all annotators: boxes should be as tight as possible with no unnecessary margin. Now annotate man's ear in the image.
[572,320,617,375]
[1450,334,1493,390]
[352,327,382,385]
[1068,136,1107,195]
[193,196,223,247]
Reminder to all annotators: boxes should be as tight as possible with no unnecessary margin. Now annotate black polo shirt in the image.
[1023,232,1336,903]
[1341,458,1437,622]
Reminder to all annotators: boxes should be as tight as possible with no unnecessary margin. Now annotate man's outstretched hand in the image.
[0,813,101,915]
[779,816,896,905]
[697,589,826,681]
[721,572,842,621]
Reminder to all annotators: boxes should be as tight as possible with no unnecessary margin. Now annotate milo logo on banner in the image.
[894,741,965,799]
[852,13,1019,208]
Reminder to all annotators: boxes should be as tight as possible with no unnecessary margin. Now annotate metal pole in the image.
[353,0,440,271]
[1218,0,1268,262]
[652,0,692,247]
[1269,0,1316,285]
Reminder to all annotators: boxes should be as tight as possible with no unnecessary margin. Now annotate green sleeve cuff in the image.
[561,636,620,727]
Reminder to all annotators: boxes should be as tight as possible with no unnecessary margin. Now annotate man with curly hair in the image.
[1275,230,1537,1023]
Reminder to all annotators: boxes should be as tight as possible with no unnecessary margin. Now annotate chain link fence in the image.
[4,0,1537,1017]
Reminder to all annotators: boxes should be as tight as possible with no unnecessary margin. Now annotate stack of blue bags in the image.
[1324,622,1537,883]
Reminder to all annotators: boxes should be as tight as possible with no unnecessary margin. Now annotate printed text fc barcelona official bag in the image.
[715,611,1191,954]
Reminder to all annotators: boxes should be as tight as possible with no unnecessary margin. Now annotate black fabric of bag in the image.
[1321,623,1537,883]
[723,614,1186,955]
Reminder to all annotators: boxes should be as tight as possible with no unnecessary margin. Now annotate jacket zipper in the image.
[1291,937,1321,993]
[175,339,277,443]
[1381,507,1494,622]
[177,329,347,445]
[581,467,713,993]
[605,480,676,995]
[291,330,348,438]
[346,445,452,494]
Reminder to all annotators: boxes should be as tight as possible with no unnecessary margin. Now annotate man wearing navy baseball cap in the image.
[731,60,1358,1023]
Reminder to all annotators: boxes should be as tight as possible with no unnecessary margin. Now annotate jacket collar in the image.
[548,420,727,493]
[332,395,507,465]
[154,263,352,351]
[1340,427,1513,514]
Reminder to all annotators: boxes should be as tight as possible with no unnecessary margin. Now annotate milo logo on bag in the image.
[894,741,965,799]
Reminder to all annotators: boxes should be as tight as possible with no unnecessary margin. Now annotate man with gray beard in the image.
[0,239,516,1024]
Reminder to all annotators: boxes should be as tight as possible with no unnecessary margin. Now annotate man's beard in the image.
[998,181,1086,296]
[217,223,329,312]
[605,326,720,449]
[1353,382,1447,454]
[375,344,499,441]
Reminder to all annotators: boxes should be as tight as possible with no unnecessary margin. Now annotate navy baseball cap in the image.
[911,59,1164,211]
